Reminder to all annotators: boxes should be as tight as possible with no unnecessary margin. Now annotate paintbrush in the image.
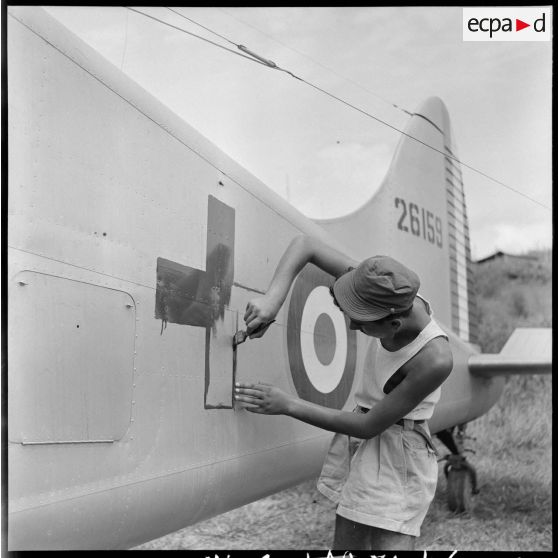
[232,320,275,348]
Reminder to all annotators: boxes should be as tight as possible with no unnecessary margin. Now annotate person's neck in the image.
[380,301,431,352]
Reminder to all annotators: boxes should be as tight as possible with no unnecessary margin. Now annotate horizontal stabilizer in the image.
[469,328,552,377]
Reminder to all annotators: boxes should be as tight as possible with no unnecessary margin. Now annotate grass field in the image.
[135,251,552,551]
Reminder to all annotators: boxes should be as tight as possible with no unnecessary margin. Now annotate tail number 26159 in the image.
[395,197,443,248]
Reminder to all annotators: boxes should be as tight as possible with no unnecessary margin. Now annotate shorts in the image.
[316,410,439,537]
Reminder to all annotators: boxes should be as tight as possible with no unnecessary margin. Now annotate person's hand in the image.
[244,297,279,338]
[234,382,293,415]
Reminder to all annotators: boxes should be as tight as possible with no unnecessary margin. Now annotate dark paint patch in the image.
[155,195,235,409]
[155,196,234,329]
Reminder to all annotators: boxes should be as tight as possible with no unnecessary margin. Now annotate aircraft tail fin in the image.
[316,97,478,346]
[469,328,552,377]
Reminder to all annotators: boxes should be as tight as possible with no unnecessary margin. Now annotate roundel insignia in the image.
[287,264,357,409]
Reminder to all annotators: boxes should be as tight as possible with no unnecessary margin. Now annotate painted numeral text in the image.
[394,197,443,248]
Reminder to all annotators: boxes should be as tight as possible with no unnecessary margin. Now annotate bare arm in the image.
[244,234,357,336]
[235,338,453,438]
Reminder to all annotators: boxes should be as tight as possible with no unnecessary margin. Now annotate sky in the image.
[42,6,552,260]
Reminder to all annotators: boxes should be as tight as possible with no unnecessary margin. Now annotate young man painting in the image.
[235,234,453,550]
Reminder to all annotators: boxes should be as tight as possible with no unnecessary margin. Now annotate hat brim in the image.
[333,270,392,322]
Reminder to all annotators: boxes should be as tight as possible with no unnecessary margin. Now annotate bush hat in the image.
[332,255,420,321]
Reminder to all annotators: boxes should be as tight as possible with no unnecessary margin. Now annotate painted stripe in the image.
[452,275,469,294]
[445,166,463,182]
[447,200,466,219]
[455,299,470,316]
[414,112,445,135]
[446,146,472,343]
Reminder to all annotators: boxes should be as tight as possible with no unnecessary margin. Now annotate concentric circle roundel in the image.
[287,264,357,409]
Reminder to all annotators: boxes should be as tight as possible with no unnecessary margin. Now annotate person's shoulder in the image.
[406,335,453,382]
[421,336,453,374]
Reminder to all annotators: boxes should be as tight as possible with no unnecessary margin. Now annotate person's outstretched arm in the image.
[235,338,453,438]
[244,234,357,337]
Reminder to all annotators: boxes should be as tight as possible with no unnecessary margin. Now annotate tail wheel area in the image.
[436,424,479,513]
[445,456,477,512]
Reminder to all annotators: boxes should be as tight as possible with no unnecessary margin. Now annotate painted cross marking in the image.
[155,195,235,408]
